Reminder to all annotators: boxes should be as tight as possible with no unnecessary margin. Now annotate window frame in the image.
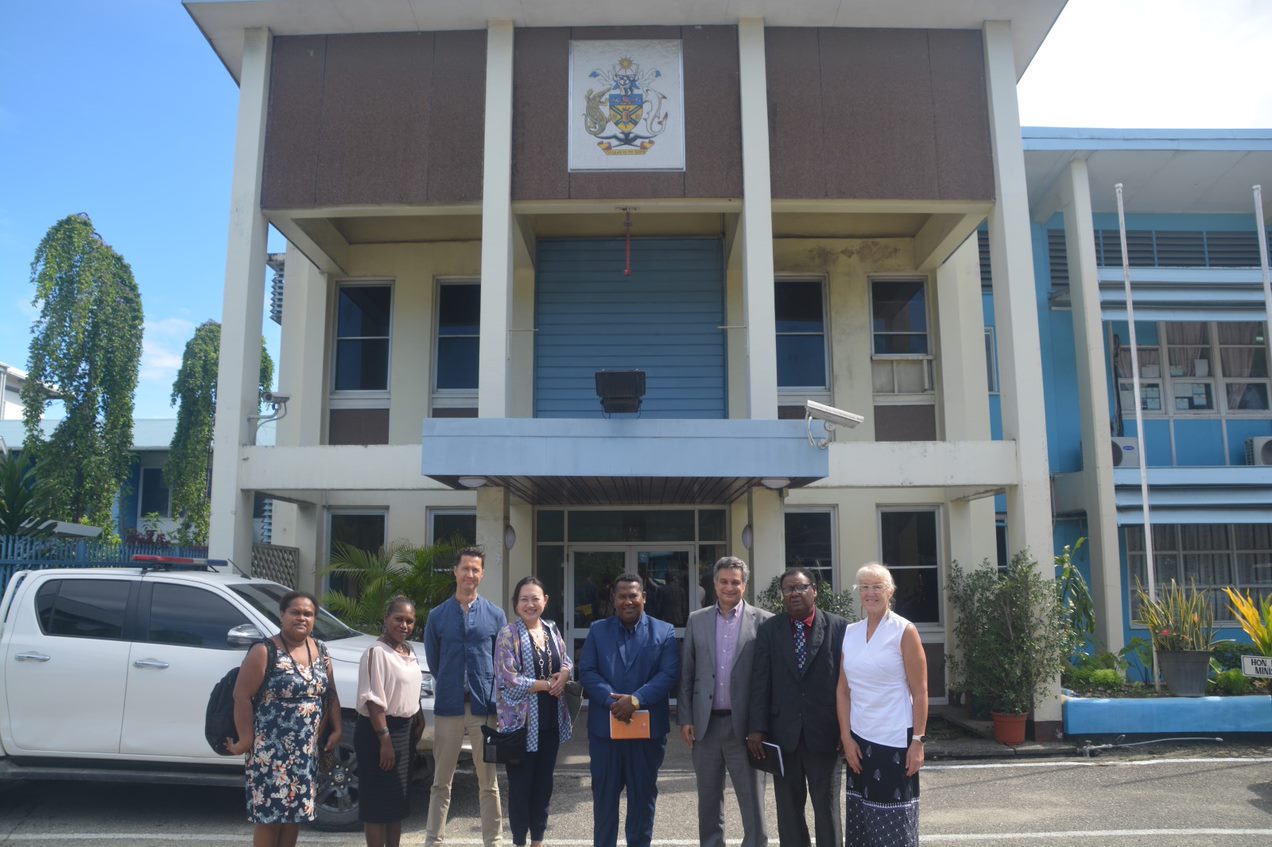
[870,276,935,401]
[427,508,477,547]
[875,505,944,627]
[325,508,389,595]
[783,505,838,592]
[1127,523,1272,623]
[329,280,394,404]
[431,277,481,415]
[984,326,1000,394]
[774,275,832,405]
[138,466,172,519]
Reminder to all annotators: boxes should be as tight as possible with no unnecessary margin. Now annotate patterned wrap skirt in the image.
[845,730,919,847]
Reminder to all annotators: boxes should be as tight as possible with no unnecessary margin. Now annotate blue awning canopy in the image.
[421,418,829,505]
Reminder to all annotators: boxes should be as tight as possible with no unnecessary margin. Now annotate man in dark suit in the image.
[679,556,773,847]
[580,573,680,847]
[747,567,849,847]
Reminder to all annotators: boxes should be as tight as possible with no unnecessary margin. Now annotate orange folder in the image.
[609,709,651,740]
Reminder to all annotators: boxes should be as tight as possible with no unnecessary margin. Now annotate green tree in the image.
[21,214,143,531]
[165,320,273,546]
[0,450,55,538]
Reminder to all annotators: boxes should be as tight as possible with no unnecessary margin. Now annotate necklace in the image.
[380,635,411,657]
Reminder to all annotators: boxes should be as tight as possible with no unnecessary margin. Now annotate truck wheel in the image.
[314,714,360,831]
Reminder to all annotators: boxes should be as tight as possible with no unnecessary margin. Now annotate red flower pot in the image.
[991,711,1028,745]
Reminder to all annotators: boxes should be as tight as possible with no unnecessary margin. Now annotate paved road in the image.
[1,750,1269,845]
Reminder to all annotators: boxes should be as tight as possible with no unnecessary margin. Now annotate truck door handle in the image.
[15,652,51,662]
[132,658,170,669]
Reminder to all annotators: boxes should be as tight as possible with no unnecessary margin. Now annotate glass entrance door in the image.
[566,546,695,660]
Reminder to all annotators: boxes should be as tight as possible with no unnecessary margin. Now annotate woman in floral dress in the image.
[226,591,341,847]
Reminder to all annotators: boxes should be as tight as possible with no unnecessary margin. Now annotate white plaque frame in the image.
[567,39,685,172]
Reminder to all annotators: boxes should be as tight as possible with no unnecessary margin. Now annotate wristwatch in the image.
[912,734,927,744]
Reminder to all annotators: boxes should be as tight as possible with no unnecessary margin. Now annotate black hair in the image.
[455,545,486,567]
[279,590,319,615]
[780,567,817,589]
[384,594,416,617]
[612,572,645,595]
[511,576,547,607]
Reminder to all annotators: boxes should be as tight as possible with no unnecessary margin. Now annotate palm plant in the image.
[323,538,462,634]
[0,450,55,538]
[1134,579,1215,653]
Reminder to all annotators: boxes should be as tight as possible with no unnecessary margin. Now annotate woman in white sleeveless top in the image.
[836,563,928,847]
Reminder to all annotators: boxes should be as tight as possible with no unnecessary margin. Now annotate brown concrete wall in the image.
[766,28,993,202]
[262,32,486,210]
[511,26,742,201]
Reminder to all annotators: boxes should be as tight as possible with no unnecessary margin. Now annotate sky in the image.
[1,0,1270,421]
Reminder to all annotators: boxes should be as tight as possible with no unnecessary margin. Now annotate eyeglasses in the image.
[855,584,889,594]
[780,583,814,595]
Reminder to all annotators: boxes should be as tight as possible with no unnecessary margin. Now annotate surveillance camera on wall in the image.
[805,400,863,429]
[264,391,290,406]
[804,399,863,449]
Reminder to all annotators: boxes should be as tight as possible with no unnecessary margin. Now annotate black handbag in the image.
[480,723,527,765]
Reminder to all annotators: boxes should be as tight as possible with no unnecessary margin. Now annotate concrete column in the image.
[478,21,515,419]
[507,498,533,597]
[737,19,778,420]
[277,244,327,447]
[1060,159,1123,653]
[209,27,272,570]
[749,488,786,594]
[476,486,509,615]
[983,20,1060,732]
[935,236,991,441]
[267,500,324,594]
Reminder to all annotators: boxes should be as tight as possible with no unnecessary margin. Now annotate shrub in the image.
[1210,640,1248,672]
[1089,668,1122,689]
[756,574,857,622]
[1210,668,1253,696]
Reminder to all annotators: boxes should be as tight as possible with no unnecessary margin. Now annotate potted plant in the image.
[948,552,1081,745]
[1134,579,1214,696]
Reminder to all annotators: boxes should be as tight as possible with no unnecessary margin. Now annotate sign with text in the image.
[568,39,685,172]
[1241,654,1272,678]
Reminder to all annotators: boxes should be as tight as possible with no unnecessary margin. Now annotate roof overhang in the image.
[1048,266,1271,321]
[1025,127,1272,218]
[421,418,828,505]
[1109,467,1272,525]
[185,0,1063,83]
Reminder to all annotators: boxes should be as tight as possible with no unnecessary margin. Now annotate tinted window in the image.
[41,579,131,639]
[146,583,249,649]
[230,583,361,641]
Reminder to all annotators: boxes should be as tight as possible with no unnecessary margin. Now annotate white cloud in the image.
[1020,0,1272,128]
[140,316,196,385]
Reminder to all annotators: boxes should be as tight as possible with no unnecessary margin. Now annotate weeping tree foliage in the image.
[21,214,143,531]
[165,320,273,546]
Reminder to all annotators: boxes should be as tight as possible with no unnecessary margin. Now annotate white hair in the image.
[854,562,895,590]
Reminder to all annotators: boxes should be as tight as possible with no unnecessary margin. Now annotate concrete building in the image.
[191,0,1067,732]
[1020,128,1272,654]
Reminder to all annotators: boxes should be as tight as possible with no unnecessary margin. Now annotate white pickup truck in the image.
[0,563,435,830]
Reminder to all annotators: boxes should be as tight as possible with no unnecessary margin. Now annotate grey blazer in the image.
[677,600,773,740]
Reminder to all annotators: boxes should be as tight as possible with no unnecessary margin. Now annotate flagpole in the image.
[1116,183,1160,691]
[1254,186,1272,384]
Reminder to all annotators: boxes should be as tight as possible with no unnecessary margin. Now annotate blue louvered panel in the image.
[534,239,726,419]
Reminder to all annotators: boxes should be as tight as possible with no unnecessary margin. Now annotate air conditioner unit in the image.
[1111,437,1139,468]
[1245,437,1272,466]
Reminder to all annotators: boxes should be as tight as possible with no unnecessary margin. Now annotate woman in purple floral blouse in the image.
[494,576,574,847]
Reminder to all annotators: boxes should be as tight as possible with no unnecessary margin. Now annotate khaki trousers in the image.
[425,705,503,846]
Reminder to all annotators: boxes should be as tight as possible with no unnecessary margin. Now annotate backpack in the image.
[206,638,277,755]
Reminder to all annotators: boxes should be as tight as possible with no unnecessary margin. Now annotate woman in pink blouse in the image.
[355,596,424,847]
[494,577,573,847]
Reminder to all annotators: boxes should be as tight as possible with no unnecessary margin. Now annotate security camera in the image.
[263,391,290,406]
[805,400,863,429]
[804,400,863,449]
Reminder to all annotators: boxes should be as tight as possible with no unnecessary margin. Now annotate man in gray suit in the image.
[678,556,773,847]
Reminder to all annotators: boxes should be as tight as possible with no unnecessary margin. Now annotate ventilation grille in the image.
[1046,228,1271,283]
[978,226,991,289]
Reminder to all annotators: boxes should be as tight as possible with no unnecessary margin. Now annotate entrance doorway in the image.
[567,546,694,659]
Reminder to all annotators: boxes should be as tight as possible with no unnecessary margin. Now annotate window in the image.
[429,509,476,546]
[333,285,391,392]
[984,327,1000,394]
[1128,523,1272,621]
[139,467,170,518]
[785,509,835,590]
[36,579,132,640]
[871,279,933,396]
[144,584,249,649]
[433,280,480,415]
[328,511,387,596]
[1114,321,1272,418]
[878,509,941,624]
[775,279,828,393]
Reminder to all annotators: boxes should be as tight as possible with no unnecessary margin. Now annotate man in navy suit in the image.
[579,573,680,847]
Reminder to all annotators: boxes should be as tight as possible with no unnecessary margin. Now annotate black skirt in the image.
[845,730,919,847]
[355,713,413,823]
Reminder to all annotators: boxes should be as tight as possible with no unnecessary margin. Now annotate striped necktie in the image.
[794,619,807,671]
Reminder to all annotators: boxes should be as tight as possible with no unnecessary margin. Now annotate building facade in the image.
[193,1,1068,731]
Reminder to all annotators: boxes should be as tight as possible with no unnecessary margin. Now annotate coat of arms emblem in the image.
[583,56,669,155]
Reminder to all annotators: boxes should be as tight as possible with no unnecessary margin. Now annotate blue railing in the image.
[0,535,210,594]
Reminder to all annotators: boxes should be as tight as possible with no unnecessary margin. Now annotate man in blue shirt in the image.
[424,546,508,847]
[580,573,680,847]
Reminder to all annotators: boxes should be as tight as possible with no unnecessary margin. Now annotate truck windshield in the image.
[231,582,362,641]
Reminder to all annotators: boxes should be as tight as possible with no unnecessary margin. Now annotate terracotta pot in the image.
[1158,650,1211,697]
[991,711,1028,745]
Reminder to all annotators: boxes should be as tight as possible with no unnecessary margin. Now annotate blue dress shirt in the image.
[424,594,508,717]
